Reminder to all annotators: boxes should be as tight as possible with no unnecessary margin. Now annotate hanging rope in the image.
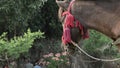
[71,40,120,62]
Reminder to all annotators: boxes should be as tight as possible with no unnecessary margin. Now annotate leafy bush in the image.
[0,29,44,63]
[0,0,47,37]
[83,30,118,58]
[29,0,62,38]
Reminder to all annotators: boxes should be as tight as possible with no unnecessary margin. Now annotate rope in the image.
[71,40,120,62]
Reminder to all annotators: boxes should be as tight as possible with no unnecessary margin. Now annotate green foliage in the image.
[38,39,62,53]
[103,47,118,56]
[0,0,61,38]
[29,0,62,38]
[83,30,118,57]
[0,0,47,37]
[84,30,112,48]
[0,29,44,61]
